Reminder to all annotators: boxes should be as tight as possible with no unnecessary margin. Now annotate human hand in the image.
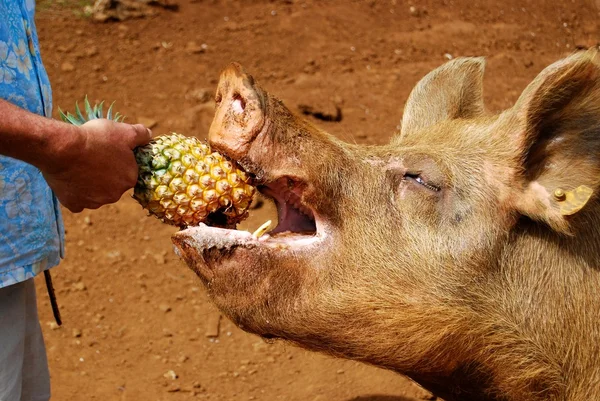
[43,119,152,213]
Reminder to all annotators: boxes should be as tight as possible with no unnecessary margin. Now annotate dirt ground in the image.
[32,0,599,400]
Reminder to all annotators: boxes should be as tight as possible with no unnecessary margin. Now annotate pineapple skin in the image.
[134,133,255,228]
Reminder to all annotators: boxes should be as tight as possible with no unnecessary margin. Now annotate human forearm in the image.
[0,98,152,212]
[0,99,84,172]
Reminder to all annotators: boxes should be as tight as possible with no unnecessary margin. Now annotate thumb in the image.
[129,124,153,149]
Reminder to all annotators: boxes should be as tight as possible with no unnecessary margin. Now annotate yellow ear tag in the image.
[553,186,594,216]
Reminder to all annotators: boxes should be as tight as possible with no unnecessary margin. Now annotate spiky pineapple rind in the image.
[133,133,255,228]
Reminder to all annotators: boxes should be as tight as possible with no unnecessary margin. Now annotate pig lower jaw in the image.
[172,220,328,254]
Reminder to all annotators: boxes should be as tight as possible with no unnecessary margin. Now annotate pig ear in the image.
[208,63,267,159]
[509,50,600,233]
[397,57,486,141]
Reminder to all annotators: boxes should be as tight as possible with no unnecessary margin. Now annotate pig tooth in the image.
[252,220,272,239]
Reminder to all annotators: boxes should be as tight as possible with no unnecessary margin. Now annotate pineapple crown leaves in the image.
[59,96,125,126]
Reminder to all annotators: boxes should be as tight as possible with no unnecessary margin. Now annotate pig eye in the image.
[404,172,441,192]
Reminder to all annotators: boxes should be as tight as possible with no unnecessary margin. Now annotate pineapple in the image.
[60,98,255,228]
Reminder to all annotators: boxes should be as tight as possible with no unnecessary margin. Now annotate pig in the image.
[171,49,600,401]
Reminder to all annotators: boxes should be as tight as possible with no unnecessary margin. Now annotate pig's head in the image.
[173,50,600,400]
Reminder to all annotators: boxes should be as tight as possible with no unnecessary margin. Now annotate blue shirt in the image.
[0,0,64,288]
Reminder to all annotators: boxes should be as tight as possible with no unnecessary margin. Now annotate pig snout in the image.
[208,63,267,161]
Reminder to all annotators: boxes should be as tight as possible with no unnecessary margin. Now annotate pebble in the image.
[184,41,207,54]
[106,250,122,260]
[163,370,178,380]
[85,46,98,57]
[159,304,172,313]
[73,282,87,291]
[61,62,75,72]
[153,253,167,265]
[72,328,82,338]
[48,321,60,330]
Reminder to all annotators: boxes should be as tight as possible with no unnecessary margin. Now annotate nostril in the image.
[232,93,246,114]
[215,92,223,104]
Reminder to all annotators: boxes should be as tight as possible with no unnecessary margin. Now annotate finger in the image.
[128,124,153,149]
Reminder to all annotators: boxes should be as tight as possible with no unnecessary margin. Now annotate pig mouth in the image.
[172,177,326,260]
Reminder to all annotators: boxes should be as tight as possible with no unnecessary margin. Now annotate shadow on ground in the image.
[347,395,434,401]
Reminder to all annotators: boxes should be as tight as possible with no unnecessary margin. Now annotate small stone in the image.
[85,46,98,57]
[163,370,178,380]
[409,5,426,17]
[61,62,75,72]
[72,328,82,338]
[177,355,188,363]
[83,216,92,226]
[57,44,74,53]
[106,250,122,260]
[137,117,158,129]
[48,321,60,330]
[185,41,206,54]
[73,282,87,291]
[153,253,167,265]
[159,304,172,313]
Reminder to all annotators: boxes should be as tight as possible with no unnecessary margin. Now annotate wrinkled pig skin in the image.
[172,50,600,401]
